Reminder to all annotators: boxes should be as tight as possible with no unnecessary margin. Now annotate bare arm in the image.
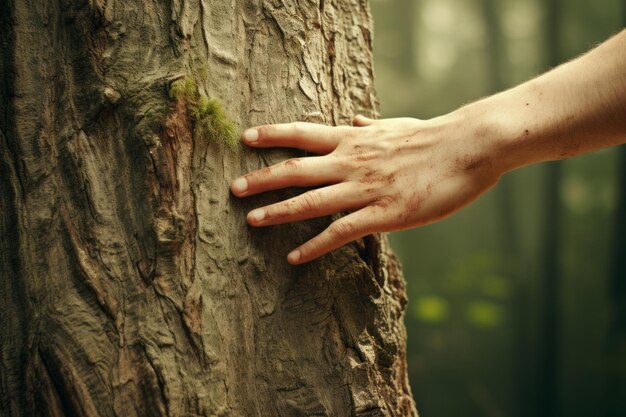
[231,30,626,265]
[476,29,626,172]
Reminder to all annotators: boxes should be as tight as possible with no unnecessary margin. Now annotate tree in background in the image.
[538,0,563,416]
[606,3,626,413]
[0,1,417,416]
[607,138,626,416]
[371,0,623,416]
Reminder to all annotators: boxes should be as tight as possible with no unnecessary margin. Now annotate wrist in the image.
[449,86,546,177]
[441,100,512,180]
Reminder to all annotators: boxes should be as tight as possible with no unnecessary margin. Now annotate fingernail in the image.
[243,129,259,143]
[232,177,248,193]
[287,249,301,264]
[248,208,265,222]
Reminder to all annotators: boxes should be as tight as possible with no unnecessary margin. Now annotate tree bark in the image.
[0,1,417,416]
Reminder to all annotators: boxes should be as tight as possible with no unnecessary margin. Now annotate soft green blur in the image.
[370,0,626,416]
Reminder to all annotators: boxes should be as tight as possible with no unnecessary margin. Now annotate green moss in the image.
[168,78,238,147]
[169,78,196,101]
[197,64,209,83]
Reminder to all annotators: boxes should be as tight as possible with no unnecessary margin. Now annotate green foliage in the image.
[414,295,449,323]
[168,78,238,147]
[465,300,503,329]
[479,274,511,299]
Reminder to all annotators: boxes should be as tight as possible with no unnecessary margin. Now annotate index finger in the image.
[242,122,349,154]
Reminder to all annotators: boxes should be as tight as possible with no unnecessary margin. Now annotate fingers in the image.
[231,156,342,197]
[242,122,349,154]
[352,114,375,127]
[247,182,368,227]
[287,206,384,265]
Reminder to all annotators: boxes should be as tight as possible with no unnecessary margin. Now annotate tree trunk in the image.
[0,1,417,416]
[604,8,626,416]
[538,1,562,416]
[606,145,626,417]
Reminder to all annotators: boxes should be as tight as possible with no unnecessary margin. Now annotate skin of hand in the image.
[230,115,503,265]
[231,29,626,265]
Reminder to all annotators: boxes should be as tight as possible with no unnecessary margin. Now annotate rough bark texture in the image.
[0,1,417,416]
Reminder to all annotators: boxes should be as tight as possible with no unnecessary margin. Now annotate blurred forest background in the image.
[369,0,626,416]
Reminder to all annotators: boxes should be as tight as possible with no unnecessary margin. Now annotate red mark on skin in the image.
[456,153,494,172]
[360,168,378,184]
[372,195,397,209]
[355,153,376,162]
[362,187,377,198]
[352,143,375,162]
[285,158,301,167]
[465,158,485,171]
[454,155,485,172]
[512,129,531,145]
[408,189,426,213]
[256,166,273,177]
[473,124,490,140]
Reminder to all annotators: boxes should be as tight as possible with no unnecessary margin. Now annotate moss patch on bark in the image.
[169,78,238,148]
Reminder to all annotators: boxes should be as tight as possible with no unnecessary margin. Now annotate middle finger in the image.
[231,156,343,197]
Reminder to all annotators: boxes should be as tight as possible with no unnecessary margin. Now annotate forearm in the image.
[457,29,626,175]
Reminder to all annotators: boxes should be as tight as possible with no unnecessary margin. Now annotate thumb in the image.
[352,114,375,127]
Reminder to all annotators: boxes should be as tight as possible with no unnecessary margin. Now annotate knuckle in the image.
[298,191,321,213]
[372,194,398,209]
[265,202,286,220]
[336,127,357,144]
[291,122,307,134]
[333,154,357,172]
[281,158,302,173]
[344,126,360,138]
[328,219,358,240]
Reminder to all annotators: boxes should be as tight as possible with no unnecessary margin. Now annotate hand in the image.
[230,114,503,265]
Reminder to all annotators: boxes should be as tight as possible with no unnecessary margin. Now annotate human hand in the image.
[231,114,503,265]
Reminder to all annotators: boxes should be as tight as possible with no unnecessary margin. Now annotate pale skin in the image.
[231,29,626,265]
